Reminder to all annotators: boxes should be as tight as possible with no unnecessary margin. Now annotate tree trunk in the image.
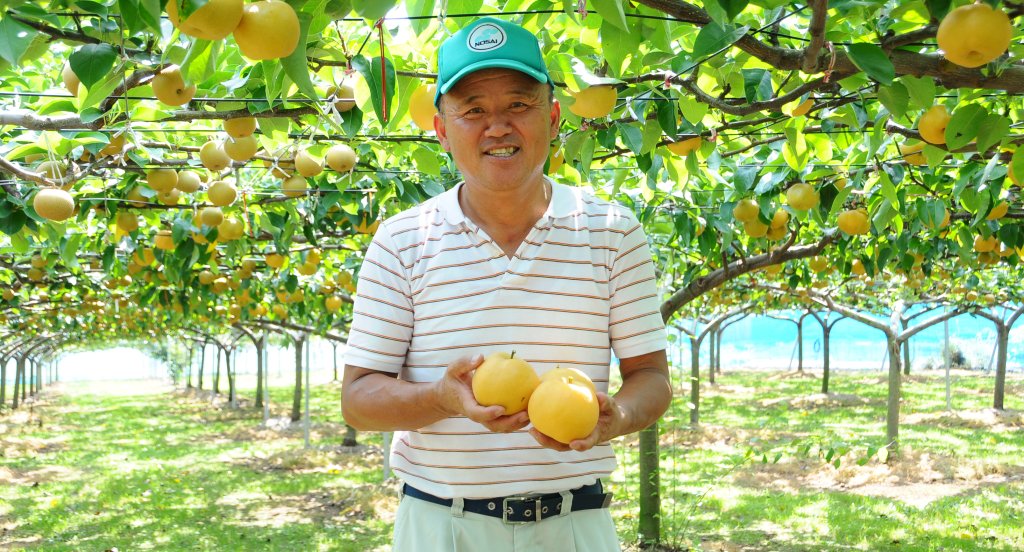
[227,349,237,408]
[1,356,7,409]
[343,425,359,446]
[708,328,717,385]
[255,334,265,409]
[637,422,661,546]
[197,344,205,391]
[993,325,1009,410]
[885,336,902,452]
[186,347,193,389]
[213,347,222,395]
[821,325,832,394]
[28,358,36,396]
[797,318,804,373]
[20,356,27,403]
[13,355,24,408]
[690,336,700,425]
[36,359,43,394]
[901,319,911,376]
[332,342,339,382]
[291,335,305,422]
[715,328,724,374]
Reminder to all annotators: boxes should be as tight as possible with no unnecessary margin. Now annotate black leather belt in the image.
[402,481,612,523]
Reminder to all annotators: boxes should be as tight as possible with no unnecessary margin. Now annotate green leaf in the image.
[945,104,987,151]
[405,0,435,35]
[1010,148,1024,185]
[61,233,82,270]
[351,54,396,127]
[656,99,678,136]
[641,118,663,154]
[900,76,935,110]
[720,0,750,19]
[975,113,1010,154]
[591,0,629,31]
[617,122,644,154]
[925,0,952,20]
[679,96,708,126]
[919,199,947,229]
[338,105,364,137]
[599,17,640,76]
[119,0,163,34]
[692,22,748,61]
[0,15,39,65]
[742,69,773,102]
[180,38,214,85]
[877,82,908,119]
[846,43,895,85]
[280,12,319,101]
[0,209,26,235]
[80,63,126,110]
[783,124,808,171]
[69,43,118,89]
[352,0,398,19]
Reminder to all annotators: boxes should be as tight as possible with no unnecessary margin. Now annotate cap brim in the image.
[435,60,549,106]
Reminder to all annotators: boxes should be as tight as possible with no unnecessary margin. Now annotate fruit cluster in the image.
[471,352,600,445]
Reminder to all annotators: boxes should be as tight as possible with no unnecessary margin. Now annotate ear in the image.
[434,111,452,152]
[548,100,561,141]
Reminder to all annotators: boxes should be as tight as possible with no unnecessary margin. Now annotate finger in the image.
[484,411,530,433]
[529,428,571,452]
[448,354,484,378]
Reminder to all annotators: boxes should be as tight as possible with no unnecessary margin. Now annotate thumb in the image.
[448,354,484,379]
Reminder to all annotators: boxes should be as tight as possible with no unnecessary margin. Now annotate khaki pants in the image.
[393,492,622,552]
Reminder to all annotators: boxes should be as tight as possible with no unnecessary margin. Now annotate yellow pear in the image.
[408,84,438,131]
[33,188,75,221]
[325,144,357,172]
[151,65,196,106]
[294,148,323,177]
[281,175,307,198]
[223,135,258,162]
[326,83,357,112]
[200,141,231,171]
[568,86,617,119]
[166,0,244,41]
[937,3,1013,68]
[232,0,300,60]
[223,116,257,138]
[918,105,951,145]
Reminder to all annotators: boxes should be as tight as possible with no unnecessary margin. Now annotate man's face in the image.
[435,68,559,192]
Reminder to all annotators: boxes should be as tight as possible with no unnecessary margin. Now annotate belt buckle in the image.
[502,495,543,524]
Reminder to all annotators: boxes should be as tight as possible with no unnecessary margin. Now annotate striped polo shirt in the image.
[344,180,667,499]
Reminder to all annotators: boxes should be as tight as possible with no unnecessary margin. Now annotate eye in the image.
[461,106,485,119]
[508,102,529,112]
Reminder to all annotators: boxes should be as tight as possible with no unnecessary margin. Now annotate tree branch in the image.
[660,232,837,321]
[802,0,829,74]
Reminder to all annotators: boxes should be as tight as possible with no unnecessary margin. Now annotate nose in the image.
[482,111,514,138]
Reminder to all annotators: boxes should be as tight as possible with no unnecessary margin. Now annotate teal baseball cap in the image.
[435,17,551,106]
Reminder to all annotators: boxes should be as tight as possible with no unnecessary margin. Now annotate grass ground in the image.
[1,368,1023,551]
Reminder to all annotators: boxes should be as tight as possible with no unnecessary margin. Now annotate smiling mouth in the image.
[485,146,519,157]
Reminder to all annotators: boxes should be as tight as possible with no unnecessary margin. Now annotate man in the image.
[342,16,670,551]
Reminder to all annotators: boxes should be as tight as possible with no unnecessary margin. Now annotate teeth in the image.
[487,147,517,157]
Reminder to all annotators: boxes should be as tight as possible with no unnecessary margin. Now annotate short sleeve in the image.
[343,225,415,373]
[607,217,667,360]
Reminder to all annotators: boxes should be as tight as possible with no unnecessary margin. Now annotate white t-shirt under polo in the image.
[345,180,667,499]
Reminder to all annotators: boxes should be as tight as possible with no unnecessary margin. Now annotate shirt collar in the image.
[438,177,584,226]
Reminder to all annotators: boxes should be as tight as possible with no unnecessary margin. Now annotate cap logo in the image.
[467,23,506,52]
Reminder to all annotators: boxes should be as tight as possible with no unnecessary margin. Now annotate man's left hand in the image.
[528,392,625,452]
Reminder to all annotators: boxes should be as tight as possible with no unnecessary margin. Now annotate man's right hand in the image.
[434,354,531,433]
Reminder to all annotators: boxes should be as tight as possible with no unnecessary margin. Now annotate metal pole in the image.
[304,335,311,449]
[945,317,951,411]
